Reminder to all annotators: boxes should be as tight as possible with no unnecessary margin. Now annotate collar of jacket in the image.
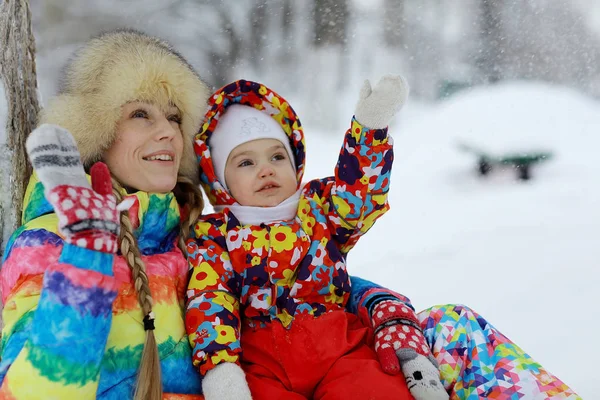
[22,172,182,255]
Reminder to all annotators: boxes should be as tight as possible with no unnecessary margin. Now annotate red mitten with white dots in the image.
[26,124,120,253]
[372,300,448,399]
[372,300,433,373]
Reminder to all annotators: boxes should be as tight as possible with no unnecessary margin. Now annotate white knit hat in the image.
[210,104,296,189]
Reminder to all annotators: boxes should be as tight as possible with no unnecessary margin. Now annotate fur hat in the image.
[39,29,210,183]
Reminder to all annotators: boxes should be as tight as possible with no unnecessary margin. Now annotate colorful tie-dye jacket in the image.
[186,80,405,375]
[0,175,203,399]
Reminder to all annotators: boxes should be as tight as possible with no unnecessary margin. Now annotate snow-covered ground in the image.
[299,81,599,398]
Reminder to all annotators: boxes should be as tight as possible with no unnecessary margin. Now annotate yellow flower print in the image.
[214,93,224,105]
[360,175,370,185]
[331,197,351,222]
[362,207,387,232]
[251,255,262,266]
[299,200,316,234]
[292,120,301,132]
[372,136,387,147]
[270,225,296,253]
[194,220,215,238]
[258,85,268,95]
[210,349,238,365]
[220,252,231,263]
[201,120,211,133]
[251,229,269,250]
[190,262,219,291]
[243,241,251,251]
[269,93,282,109]
[324,284,345,304]
[350,120,363,141]
[277,309,294,328]
[277,268,297,287]
[212,291,239,314]
[214,325,237,345]
[298,197,312,217]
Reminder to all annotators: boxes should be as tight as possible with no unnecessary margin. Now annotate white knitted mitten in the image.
[354,74,409,129]
[202,363,253,400]
[26,124,119,253]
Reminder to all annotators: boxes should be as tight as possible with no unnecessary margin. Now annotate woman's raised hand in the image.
[26,124,120,253]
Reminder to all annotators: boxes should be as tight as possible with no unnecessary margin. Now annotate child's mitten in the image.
[202,363,252,400]
[26,124,119,253]
[372,300,448,400]
[354,74,409,129]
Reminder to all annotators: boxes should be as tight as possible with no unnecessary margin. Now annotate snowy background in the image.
[2,0,599,398]
[298,83,599,399]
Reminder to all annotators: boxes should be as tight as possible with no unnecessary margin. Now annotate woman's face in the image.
[103,101,184,193]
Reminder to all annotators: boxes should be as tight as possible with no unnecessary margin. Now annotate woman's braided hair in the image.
[111,174,204,400]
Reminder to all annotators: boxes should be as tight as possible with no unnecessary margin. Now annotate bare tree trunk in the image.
[478,0,504,83]
[313,0,348,47]
[383,0,404,48]
[306,0,349,131]
[0,0,40,256]
[249,0,268,69]
[207,5,244,86]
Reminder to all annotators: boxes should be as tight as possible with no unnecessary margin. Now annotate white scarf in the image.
[214,189,302,226]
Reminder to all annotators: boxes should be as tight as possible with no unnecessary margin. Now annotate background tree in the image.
[0,0,40,257]
[304,0,350,130]
[383,0,404,48]
[477,0,504,83]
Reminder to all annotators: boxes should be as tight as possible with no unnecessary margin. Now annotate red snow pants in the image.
[240,311,413,399]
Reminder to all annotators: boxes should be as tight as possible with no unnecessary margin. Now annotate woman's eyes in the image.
[168,114,182,125]
[131,109,148,119]
[272,153,286,161]
[131,109,181,124]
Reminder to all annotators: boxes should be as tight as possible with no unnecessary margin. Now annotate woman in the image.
[0,29,208,399]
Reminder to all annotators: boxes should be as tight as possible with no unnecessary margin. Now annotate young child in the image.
[186,78,447,400]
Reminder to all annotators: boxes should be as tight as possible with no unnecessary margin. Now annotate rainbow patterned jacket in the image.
[185,80,397,374]
[0,175,203,399]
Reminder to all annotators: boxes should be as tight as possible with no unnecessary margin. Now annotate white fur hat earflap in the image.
[210,104,296,189]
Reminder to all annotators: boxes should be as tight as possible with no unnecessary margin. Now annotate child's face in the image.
[224,138,297,207]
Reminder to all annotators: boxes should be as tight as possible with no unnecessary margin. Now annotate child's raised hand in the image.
[354,74,409,129]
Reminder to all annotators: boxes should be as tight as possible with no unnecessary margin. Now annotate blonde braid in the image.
[173,175,205,254]
[111,178,162,400]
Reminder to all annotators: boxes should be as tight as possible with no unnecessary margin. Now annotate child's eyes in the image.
[272,153,287,161]
[238,159,254,167]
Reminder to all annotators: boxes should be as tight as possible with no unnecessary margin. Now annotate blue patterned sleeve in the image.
[347,275,415,327]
